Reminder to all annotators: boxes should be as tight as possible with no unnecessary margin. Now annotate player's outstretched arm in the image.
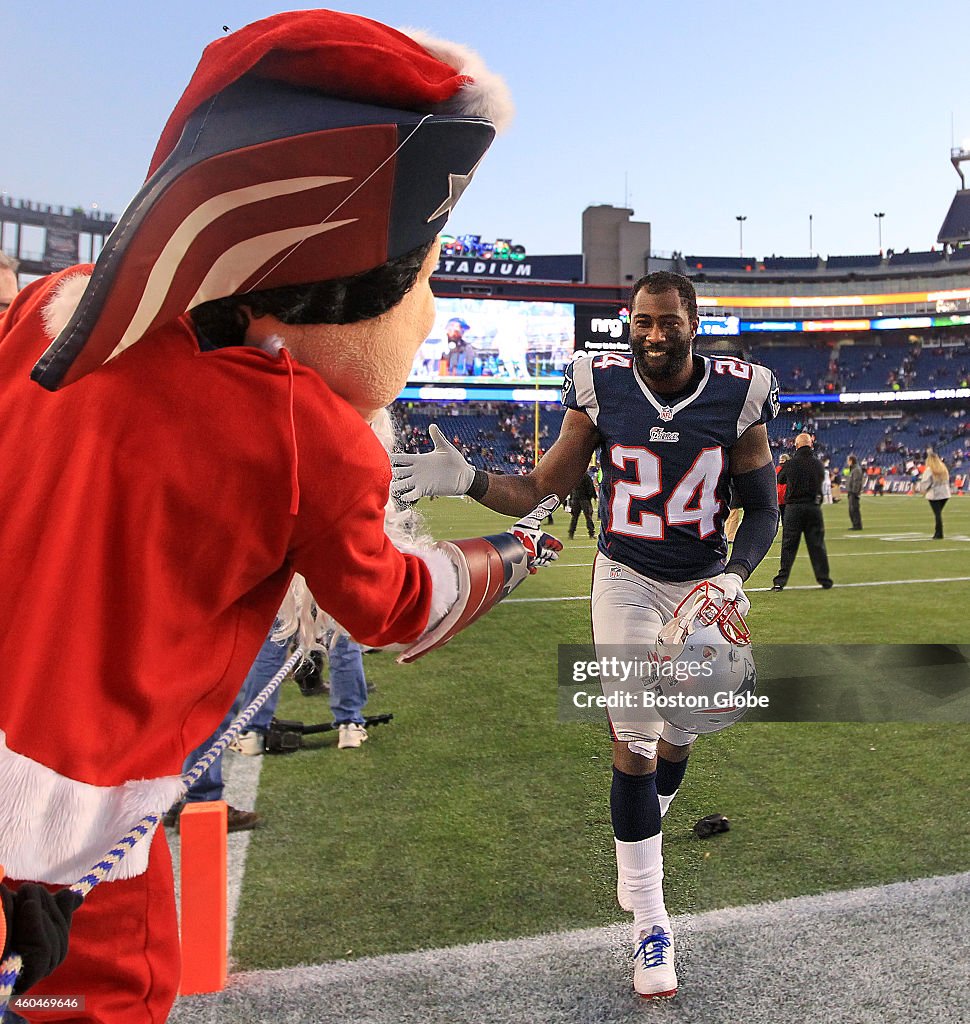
[398,495,563,662]
[726,423,779,580]
[390,409,600,517]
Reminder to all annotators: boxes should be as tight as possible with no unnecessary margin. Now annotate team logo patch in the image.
[609,565,622,579]
[649,426,680,443]
[658,405,674,422]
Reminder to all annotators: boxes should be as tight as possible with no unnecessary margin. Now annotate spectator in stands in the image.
[920,452,952,539]
[846,455,864,530]
[0,253,18,314]
[771,434,833,591]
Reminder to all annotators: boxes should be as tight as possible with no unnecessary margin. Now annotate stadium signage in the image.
[839,387,970,404]
[434,253,584,282]
[574,303,631,353]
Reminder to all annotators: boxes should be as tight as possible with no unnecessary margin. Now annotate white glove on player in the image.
[508,495,563,573]
[713,571,750,615]
[390,424,476,503]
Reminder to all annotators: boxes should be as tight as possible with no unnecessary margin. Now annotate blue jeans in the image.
[183,629,289,803]
[329,636,367,726]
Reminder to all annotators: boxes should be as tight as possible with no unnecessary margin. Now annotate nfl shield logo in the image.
[659,405,674,422]
[609,565,621,579]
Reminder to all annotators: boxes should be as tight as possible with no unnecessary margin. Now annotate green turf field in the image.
[232,495,970,970]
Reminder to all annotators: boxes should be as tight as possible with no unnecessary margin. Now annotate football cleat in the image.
[633,925,677,999]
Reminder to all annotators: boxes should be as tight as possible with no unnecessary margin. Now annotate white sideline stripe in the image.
[169,749,264,962]
[560,546,968,566]
[168,870,970,1024]
[506,575,970,602]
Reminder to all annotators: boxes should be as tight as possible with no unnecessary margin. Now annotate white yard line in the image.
[559,546,968,567]
[507,575,970,602]
[168,749,264,963]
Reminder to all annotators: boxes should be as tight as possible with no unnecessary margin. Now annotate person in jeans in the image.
[292,635,372,749]
[328,636,371,749]
[846,455,864,530]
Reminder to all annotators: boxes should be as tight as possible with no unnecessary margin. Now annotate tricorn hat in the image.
[32,9,512,390]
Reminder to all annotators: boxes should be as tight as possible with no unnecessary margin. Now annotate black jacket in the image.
[778,446,824,504]
[570,473,596,508]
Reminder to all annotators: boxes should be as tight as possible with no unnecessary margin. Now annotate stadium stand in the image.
[762,256,821,272]
[748,345,836,393]
[821,254,883,270]
[888,249,944,266]
[392,400,966,491]
[683,255,757,272]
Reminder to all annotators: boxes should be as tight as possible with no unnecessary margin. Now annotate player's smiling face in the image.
[630,288,698,388]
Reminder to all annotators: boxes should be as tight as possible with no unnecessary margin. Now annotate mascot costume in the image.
[0,10,559,1021]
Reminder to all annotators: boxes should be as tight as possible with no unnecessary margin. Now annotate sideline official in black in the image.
[771,433,833,590]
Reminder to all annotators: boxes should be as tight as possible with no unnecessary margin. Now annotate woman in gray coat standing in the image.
[920,451,952,539]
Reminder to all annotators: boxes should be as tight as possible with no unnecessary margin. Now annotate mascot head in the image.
[31,9,512,393]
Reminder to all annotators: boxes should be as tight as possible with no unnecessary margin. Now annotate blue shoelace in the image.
[635,928,671,969]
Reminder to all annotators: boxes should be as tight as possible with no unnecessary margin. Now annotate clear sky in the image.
[5,0,970,261]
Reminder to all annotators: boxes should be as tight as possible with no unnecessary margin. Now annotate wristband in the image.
[467,469,490,501]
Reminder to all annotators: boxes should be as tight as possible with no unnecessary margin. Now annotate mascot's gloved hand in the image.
[398,496,563,663]
[509,494,563,573]
[1,883,83,993]
[714,571,750,615]
[390,424,476,503]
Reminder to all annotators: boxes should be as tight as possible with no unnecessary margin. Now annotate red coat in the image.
[0,268,434,883]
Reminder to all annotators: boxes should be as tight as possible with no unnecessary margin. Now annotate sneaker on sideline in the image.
[229,729,265,756]
[337,723,368,749]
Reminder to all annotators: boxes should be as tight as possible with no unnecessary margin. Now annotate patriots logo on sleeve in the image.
[560,360,576,406]
[769,379,781,419]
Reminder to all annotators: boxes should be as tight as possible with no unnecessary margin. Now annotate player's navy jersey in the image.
[561,352,779,582]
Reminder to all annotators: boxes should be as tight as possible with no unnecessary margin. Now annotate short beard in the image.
[632,338,692,384]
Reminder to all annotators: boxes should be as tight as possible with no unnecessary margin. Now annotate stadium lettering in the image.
[591,317,626,338]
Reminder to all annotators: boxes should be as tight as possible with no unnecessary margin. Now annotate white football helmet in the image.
[650,581,757,735]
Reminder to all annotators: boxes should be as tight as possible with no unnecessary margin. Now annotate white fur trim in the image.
[398,28,514,133]
[0,730,184,884]
[413,544,460,626]
[369,407,396,452]
[40,272,92,340]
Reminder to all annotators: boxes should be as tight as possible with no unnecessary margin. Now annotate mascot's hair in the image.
[190,240,435,345]
[276,407,446,655]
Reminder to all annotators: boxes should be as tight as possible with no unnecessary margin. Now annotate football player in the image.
[391,271,780,999]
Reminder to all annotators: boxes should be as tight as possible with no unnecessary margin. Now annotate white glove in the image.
[714,571,750,616]
[508,495,563,573]
[390,424,476,503]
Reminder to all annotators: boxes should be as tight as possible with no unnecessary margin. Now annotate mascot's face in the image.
[255,239,440,421]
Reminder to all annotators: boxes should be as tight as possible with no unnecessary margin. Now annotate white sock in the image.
[615,833,669,941]
[658,789,678,817]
